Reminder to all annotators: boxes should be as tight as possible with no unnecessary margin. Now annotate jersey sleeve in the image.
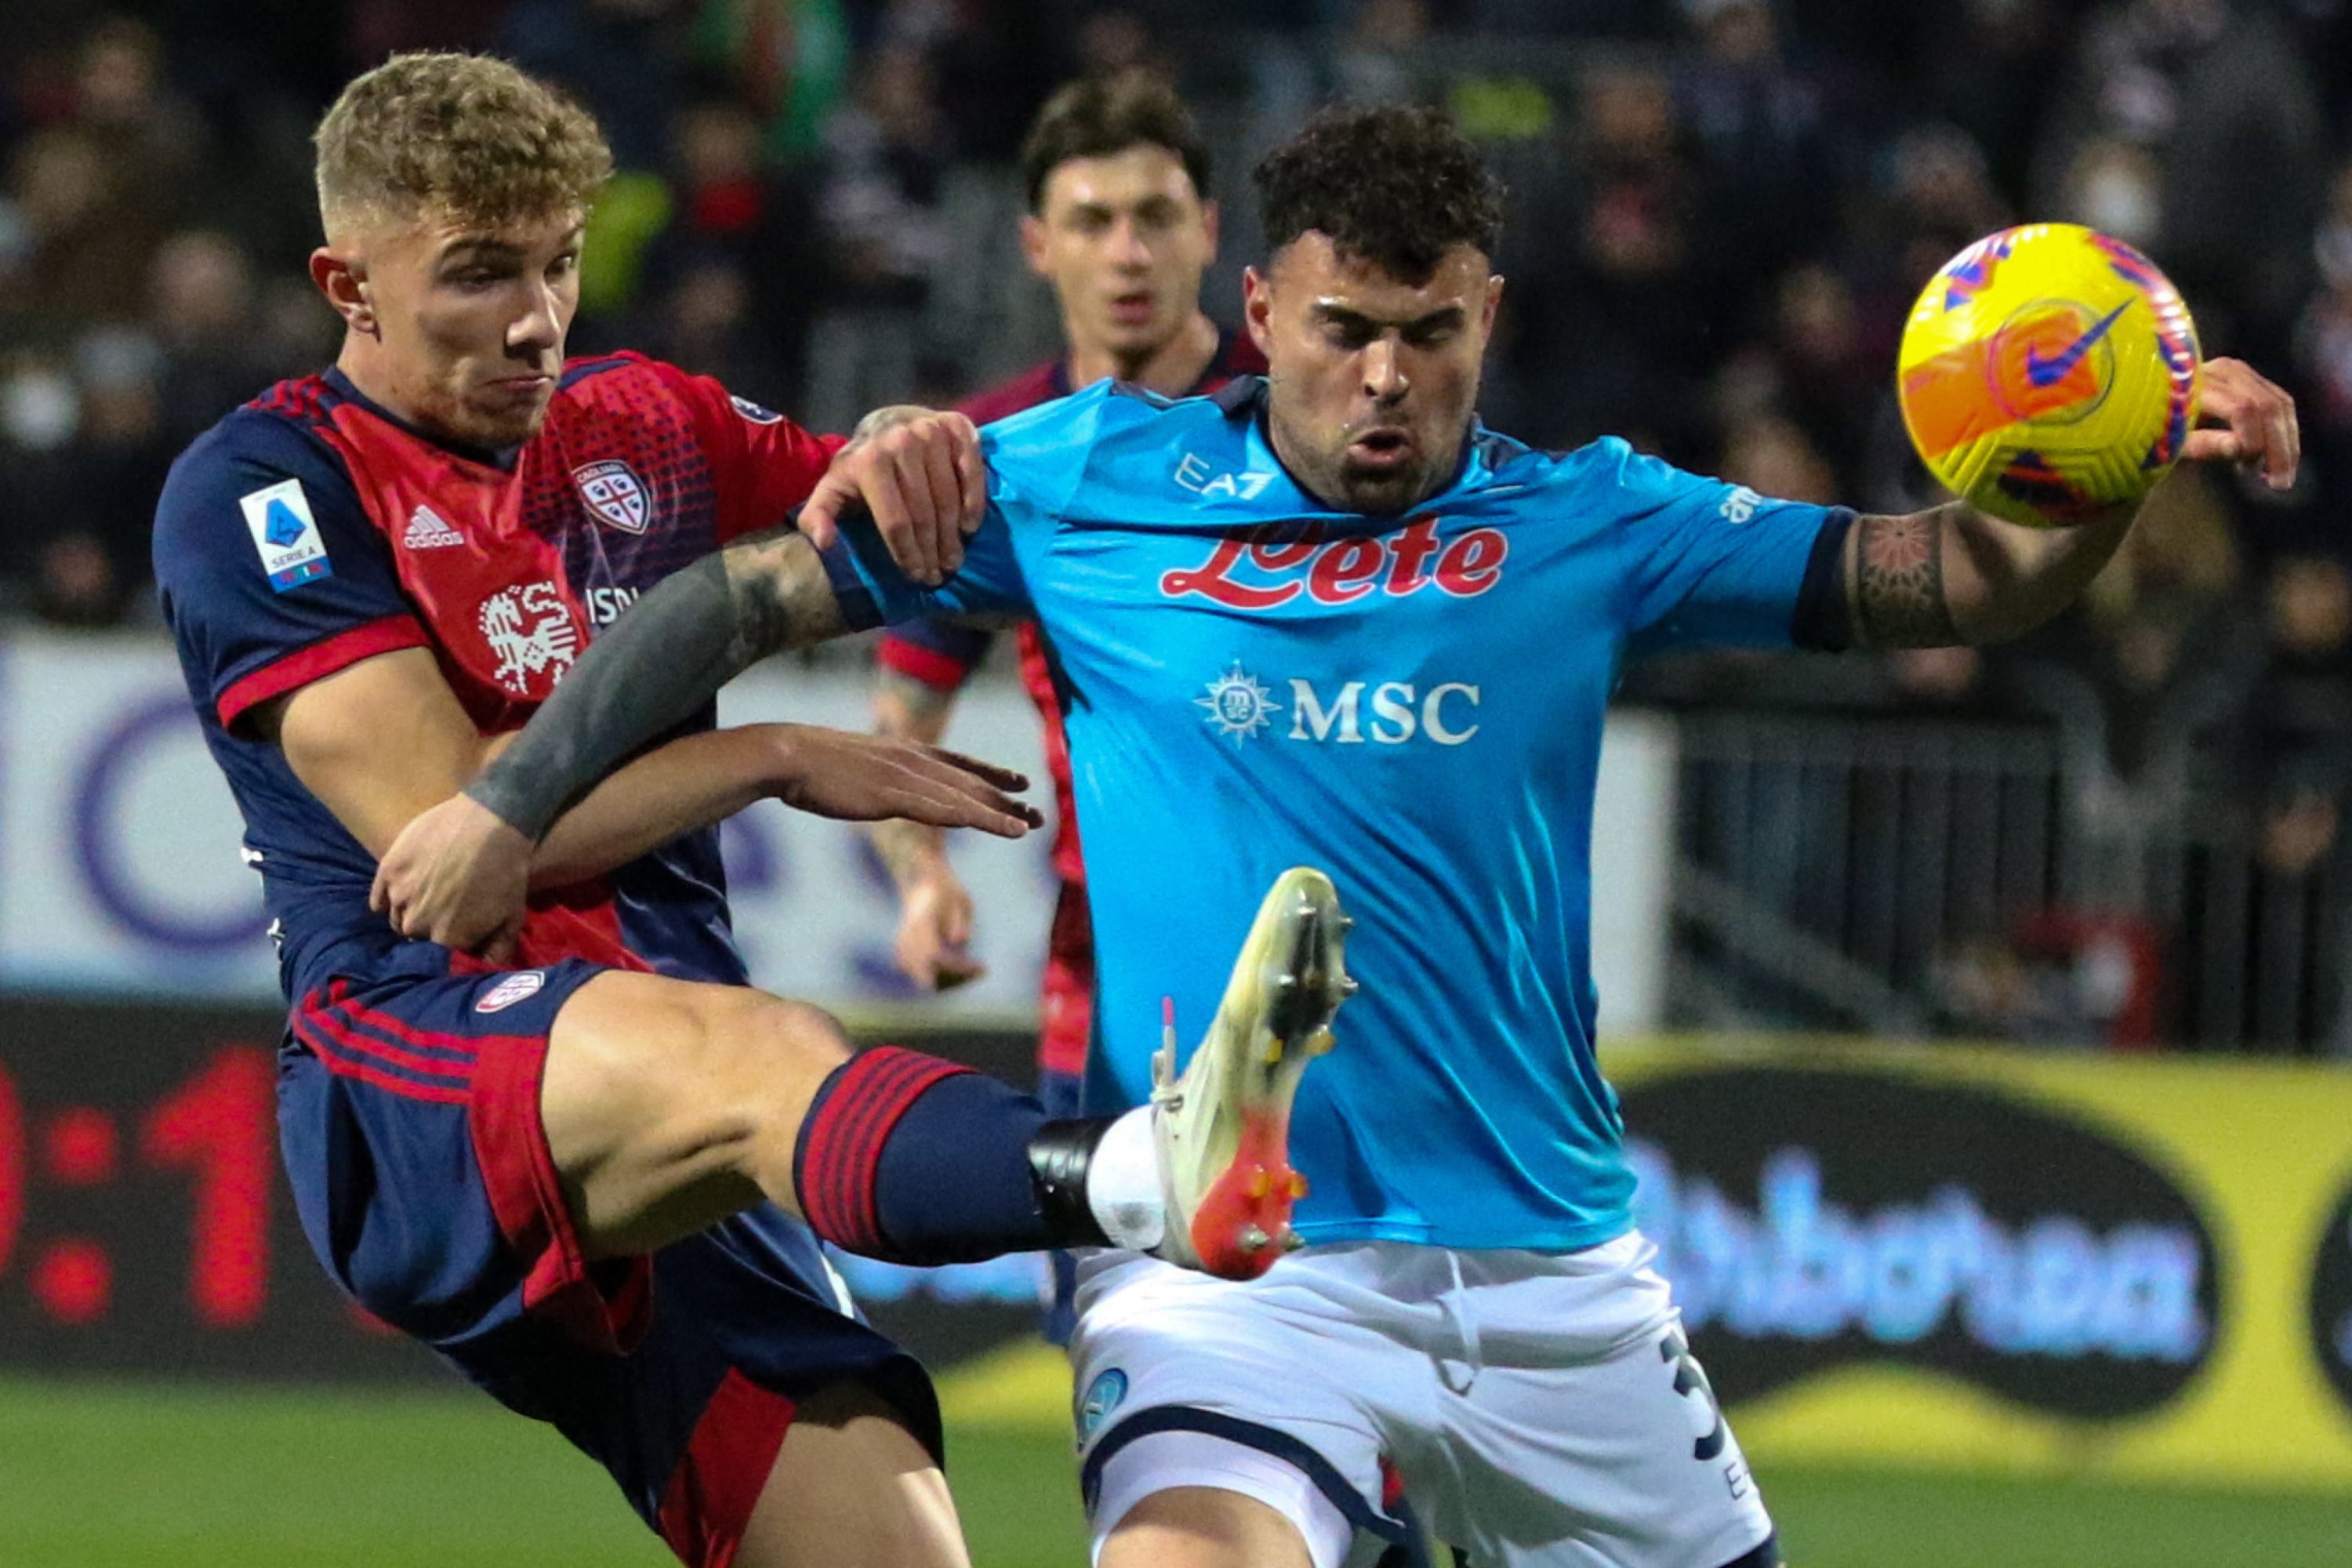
[660,364,848,543]
[877,619,996,691]
[820,498,1033,631]
[153,412,429,732]
[1602,441,1853,655]
[819,384,1116,630]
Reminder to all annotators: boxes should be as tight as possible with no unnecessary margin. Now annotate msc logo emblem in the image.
[1197,664,1282,744]
[1196,666,1480,747]
[572,459,650,534]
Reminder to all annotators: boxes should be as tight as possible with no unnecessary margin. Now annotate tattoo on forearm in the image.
[1853,510,1962,648]
[721,527,844,668]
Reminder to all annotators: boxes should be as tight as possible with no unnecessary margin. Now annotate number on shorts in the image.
[1660,1327,1727,1461]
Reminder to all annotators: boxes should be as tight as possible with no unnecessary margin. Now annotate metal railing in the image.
[1664,704,2350,1054]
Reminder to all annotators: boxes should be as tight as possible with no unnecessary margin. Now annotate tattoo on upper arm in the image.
[1850,509,1962,648]
[720,527,848,666]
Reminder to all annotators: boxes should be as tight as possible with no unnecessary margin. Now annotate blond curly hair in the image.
[314,53,612,237]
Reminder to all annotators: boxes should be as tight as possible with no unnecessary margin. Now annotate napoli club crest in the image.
[572,459,650,534]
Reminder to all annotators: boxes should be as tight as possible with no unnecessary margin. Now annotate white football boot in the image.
[1149,866,1355,1279]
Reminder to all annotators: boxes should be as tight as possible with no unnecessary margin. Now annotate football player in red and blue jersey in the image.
[868,73,1265,1346]
[151,53,1348,1568]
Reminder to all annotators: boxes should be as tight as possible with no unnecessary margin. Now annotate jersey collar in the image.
[322,366,527,473]
[1218,376,1509,518]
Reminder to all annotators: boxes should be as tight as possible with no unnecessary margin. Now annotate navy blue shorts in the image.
[281,960,938,1566]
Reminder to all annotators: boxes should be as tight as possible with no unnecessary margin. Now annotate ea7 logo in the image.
[1161,517,1508,610]
[1173,452,1278,501]
[1288,678,1480,746]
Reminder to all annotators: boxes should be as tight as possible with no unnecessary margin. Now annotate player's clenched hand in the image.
[371,794,535,961]
[2183,358,2299,492]
[797,407,986,586]
[772,724,1043,839]
[896,867,988,992]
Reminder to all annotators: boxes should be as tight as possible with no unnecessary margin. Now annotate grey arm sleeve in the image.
[464,552,747,840]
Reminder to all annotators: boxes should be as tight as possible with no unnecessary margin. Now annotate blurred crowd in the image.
[4,0,2352,1040]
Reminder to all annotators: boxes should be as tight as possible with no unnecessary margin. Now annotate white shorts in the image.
[1067,1232,1775,1568]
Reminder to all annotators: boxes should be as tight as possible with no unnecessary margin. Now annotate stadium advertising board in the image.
[0,631,1674,1026]
[1609,1041,2352,1490]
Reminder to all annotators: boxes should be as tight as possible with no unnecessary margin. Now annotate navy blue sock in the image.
[793,1046,1079,1265]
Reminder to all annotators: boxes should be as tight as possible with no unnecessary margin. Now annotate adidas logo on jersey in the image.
[402,505,465,550]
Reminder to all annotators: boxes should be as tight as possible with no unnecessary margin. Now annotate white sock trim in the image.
[1086,1106,1165,1252]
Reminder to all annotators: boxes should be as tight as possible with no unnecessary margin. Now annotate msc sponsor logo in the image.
[1289,678,1479,746]
[1197,664,1282,743]
[2307,1175,2352,1415]
[1621,1067,2219,1418]
[1160,517,1508,610]
[1195,664,1479,747]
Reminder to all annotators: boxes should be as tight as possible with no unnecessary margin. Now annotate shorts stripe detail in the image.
[796,1047,970,1254]
[655,1369,797,1568]
[302,1004,480,1083]
[328,982,540,1059]
[1080,1406,1414,1545]
[290,1012,471,1104]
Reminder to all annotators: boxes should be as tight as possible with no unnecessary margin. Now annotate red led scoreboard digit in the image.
[0,1045,274,1328]
[141,1046,274,1327]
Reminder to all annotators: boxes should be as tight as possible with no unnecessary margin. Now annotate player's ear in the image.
[1018,212,1051,278]
[310,247,376,337]
[1200,198,1221,264]
[1482,274,1504,336]
[1242,265,1275,357]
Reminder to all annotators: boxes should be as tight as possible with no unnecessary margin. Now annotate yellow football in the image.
[1896,223,2200,528]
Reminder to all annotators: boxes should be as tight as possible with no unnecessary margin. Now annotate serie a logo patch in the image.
[238,478,332,591]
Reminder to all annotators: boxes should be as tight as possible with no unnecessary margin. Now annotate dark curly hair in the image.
[1020,71,1212,214]
[1253,105,1504,283]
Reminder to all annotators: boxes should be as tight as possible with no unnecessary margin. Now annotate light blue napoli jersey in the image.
[831,379,1849,1250]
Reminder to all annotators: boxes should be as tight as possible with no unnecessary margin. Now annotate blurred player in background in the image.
[869,69,1265,1340]
[152,53,1343,1568]
[373,105,2299,1568]
[872,74,1258,1030]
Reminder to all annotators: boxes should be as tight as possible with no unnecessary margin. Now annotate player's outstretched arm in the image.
[1843,356,2298,648]
[366,530,869,950]
[869,669,987,991]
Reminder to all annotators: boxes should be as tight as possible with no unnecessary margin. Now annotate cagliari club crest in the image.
[572,459,650,534]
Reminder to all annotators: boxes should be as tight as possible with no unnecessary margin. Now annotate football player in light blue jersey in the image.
[379,107,2299,1568]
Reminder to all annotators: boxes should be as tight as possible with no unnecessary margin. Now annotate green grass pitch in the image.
[4,1374,2350,1566]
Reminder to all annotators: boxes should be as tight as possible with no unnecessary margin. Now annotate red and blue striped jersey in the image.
[154,353,841,1000]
